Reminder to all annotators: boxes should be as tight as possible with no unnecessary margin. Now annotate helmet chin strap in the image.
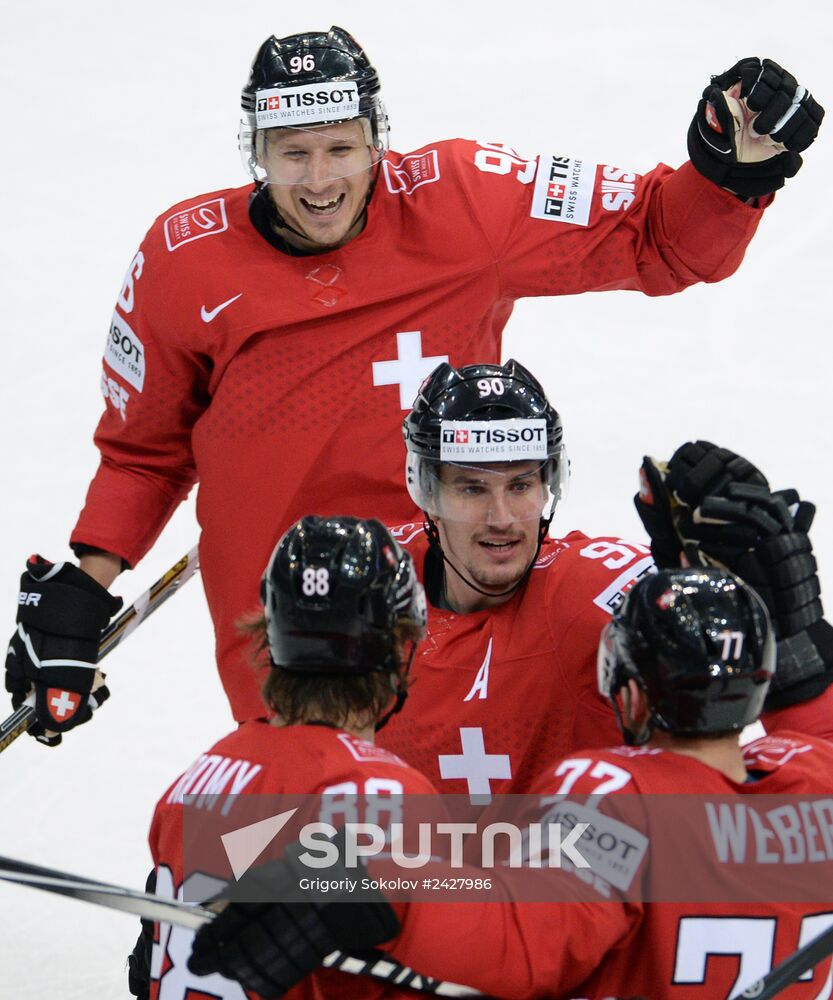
[423,512,554,604]
[263,156,383,249]
[374,640,418,732]
[608,690,654,746]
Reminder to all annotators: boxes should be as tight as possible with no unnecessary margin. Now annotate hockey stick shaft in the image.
[0,545,200,753]
[731,922,833,1000]
[0,855,482,997]
[0,854,214,929]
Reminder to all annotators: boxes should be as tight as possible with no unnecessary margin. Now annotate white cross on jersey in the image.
[371,331,448,409]
[49,690,77,718]
[438,726,511,802]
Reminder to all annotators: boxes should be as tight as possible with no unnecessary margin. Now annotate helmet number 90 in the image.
[302,566,330,596]
[289,54,316,73]
[477,378,505,397]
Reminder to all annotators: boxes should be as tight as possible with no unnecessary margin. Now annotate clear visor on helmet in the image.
[596,620,620,699]
[239,91,389,186]
[406,444,568,525]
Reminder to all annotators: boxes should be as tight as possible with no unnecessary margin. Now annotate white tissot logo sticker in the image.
[531,154,596,226]
[255,84,360,127]
[593,556,656,614]
[538,799,648,891]
[105,312,145,391]
[440,419,547,461]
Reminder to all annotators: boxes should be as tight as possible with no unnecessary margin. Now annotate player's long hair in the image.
[240,615,422,730]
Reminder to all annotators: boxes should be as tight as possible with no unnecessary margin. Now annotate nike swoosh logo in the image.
[200,293,243,323]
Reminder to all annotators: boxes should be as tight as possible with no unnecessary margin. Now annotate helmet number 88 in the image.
[302,567,330,596]
[290,54,316,73]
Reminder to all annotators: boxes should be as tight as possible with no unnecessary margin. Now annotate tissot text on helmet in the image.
[255,84,360,127]
[439,420,548,461]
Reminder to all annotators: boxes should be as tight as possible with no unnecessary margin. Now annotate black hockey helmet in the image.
[403,359,567,518]
[261,515,426,675]
[597,567,775,743]
[239,26,389,182]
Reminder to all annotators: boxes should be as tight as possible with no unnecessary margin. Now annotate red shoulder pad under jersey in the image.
[742,729,833,791]
[762,683,833,742]
[442,139,767,300]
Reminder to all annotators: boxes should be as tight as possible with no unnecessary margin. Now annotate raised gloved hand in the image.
[634,440,769,568]
[688,57,824,197]
[5,555,123,746]
[188,840,400,998]
[635,441,833,708]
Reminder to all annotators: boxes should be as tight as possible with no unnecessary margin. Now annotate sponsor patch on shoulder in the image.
[337,732,406,765]
[382,150,441,195]
[164,198,228,251]
[593,556,655,614]
[389,523,423,546]
[538,798,649,892]
[742,735,814,769]
[105,312,145,391]
[531,154,596,226]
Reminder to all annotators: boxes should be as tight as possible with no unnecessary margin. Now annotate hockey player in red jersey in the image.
[195,567,833,999]
[375,362,833,790]
[384,567,833,999]
[376,358,654,792]
[131,514,435,1000]
[4,25,825,741]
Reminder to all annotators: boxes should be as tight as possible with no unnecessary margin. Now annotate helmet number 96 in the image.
[477,378,505,397]
[302,567,330,596]
[290,54,316,73]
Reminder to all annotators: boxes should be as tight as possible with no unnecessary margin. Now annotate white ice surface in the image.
[1,1,832,995]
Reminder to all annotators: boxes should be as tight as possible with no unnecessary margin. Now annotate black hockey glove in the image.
[688,57,824,197]
[188,841,400,998]
[634,440,768,567]
[4,555,122,746]
[634,442,833,708]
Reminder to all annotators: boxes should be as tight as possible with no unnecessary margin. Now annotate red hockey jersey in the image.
[72,140,767,720]
[390,731,833,999]
[378,526,655,794]
[149,721,437,1000]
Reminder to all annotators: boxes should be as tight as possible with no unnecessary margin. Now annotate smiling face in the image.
[432,460,547,614]
[260,120,375,250]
